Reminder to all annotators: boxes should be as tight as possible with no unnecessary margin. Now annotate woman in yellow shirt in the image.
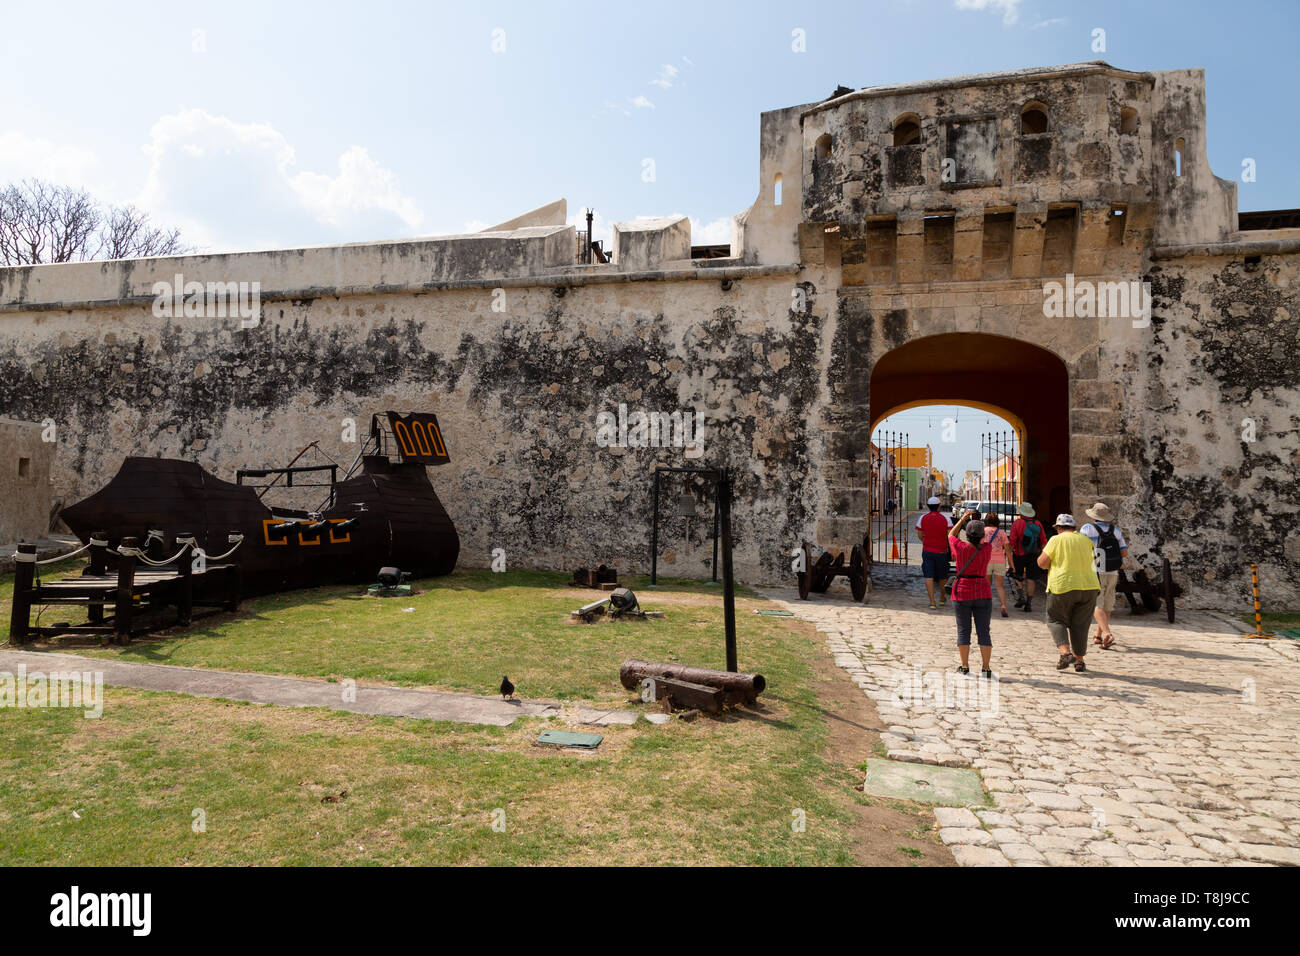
[1036,514,1100,672]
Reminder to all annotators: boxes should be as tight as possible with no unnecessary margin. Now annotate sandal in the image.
[1056,653,1075,670]
[1074,658,1087,672]
[1101,634,1116,650]
[1000,607,1009,618]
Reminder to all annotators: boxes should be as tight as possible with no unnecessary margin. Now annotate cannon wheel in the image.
[1136,570,1163,613]
[811,552,836,593]
[796,541,813,600]
[849,545,867,602]
[1163,557,1176,624]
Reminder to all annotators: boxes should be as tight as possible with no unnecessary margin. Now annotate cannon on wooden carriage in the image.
[794,541,868,603]
[1116,557,1181,623]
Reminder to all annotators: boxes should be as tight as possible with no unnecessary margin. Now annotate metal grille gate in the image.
[979,430,1021,504]
[868,429,910,565]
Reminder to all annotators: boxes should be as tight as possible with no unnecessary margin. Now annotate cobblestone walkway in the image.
[771,577,1300,867]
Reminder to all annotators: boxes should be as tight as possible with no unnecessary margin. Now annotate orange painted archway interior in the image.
[869,332,1071,518]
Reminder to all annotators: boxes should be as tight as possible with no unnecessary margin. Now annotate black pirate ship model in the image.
[59,411,460,595]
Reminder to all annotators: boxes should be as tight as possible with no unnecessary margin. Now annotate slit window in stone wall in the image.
[892,115,921,147]
[1175,138,1185,177]
[1020,103,1049,134]
[18,457,31,478]
[1120,107,1138,135]
[774,173,783,205]
[815,133,833,160]
[887,115,925,188]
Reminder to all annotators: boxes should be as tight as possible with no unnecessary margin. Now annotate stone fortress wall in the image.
[1,62,1296,607]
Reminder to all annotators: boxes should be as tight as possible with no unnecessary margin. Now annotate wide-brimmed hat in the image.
[1017,502,1036,518]
[1055,513,1076,528]
[1086,502,1114,522]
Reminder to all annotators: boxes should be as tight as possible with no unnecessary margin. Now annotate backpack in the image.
[1020,520,1043,555]
[1092,522,1123,572]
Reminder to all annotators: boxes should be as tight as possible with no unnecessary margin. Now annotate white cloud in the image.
[651,64,679,89]
[0,131,108,194]
[1031,17,1066,29]
[953,0,1022,26]
[688,216,732,246]
[137,108,423,252]
[292,145,423,229]
[631,95,655,110]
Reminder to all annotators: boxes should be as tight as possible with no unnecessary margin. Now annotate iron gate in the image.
[868,429,910,565]
[978,430,1021,505]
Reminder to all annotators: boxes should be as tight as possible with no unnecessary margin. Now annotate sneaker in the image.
[980,668,993,679]
[1023,601,1032,613]
[956,665,970,675]
[1056,653,1075,670]
[1000,608,1009,618]
[929,602,937,610]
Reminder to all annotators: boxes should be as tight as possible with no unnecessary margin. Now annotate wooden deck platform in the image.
[9,535,242,645]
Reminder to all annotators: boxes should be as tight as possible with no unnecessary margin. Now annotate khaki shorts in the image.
[1097,573,1118,613]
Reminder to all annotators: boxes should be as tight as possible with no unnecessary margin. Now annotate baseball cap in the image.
[927,496,940,505]
[1055,513,1076,527]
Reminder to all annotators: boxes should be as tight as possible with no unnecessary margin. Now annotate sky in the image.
[875,404,1017,490]
[1,0,1297,255]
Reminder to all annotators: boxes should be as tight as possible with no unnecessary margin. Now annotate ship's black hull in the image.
[60,455,459,595]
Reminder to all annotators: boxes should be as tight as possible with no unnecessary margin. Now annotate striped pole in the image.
[1251,563,1265,637]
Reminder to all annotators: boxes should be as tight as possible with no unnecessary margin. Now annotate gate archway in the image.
[868,332,1072,520]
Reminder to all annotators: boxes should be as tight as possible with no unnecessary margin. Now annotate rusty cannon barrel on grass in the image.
[620,659,766,707]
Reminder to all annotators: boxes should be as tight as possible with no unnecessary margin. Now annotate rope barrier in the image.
[199,535,245,562]
[34,540,92,564]
[98,533,245,566]
[133,545,193,568]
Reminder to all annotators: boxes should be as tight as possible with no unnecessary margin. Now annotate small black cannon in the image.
[795,541,867,603]
[1117,557,1181,623]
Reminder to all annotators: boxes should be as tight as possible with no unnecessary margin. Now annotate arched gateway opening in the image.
[869,333,1072,521]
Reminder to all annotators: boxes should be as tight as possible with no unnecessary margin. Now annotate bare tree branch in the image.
[0,179,190,266]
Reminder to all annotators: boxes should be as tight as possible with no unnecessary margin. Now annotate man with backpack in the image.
[915,495,952,610]
[1080,502,1129,650]
[1009,502,1047,613]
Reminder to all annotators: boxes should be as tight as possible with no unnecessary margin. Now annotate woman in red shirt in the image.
[949,510,995,678]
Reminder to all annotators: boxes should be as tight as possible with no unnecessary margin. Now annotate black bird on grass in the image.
[499,675,515,699]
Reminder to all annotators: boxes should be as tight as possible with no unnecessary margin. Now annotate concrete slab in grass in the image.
[862,758,988,806]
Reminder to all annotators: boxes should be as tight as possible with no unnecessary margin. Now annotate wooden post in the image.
[718,470,737,673]
[224,533,242,611]
[87,532,108,624]
[114,536,138,645]
[9,542,37,645]
[176,534,194,626]
[650,469,660,585]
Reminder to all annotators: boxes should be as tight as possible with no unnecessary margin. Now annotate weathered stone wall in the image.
[0,268,834,585]
[1123,251,1300,606]
[0,418,53,543]
[1,61,1297,611]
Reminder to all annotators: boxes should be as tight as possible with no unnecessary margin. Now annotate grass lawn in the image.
[0,562,949,865]
[32,568,786,701]
[1238,611,1300,632]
